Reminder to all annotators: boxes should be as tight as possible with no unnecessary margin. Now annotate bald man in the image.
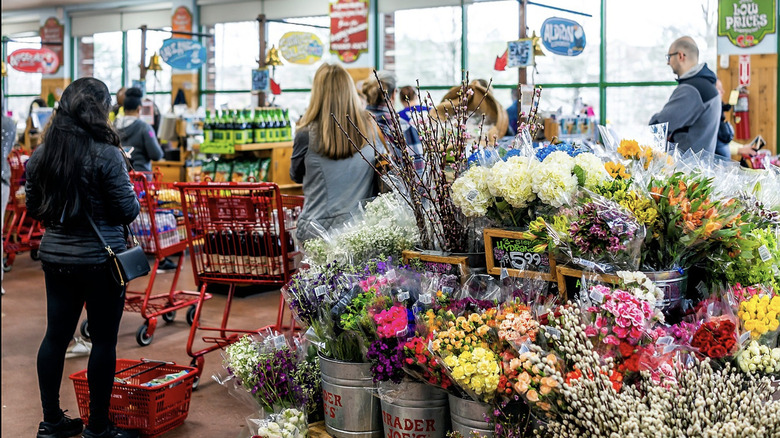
[650,36,720,155]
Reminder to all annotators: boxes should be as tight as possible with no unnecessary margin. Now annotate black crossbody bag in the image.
[85,214,150,286]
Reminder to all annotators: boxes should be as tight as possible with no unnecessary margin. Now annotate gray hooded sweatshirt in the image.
[650,63,720,155]
[116,116,163,172]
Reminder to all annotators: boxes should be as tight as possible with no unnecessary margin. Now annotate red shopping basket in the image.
[69,359,197,438]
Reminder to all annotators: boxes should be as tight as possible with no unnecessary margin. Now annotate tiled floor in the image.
[2,251,286,438]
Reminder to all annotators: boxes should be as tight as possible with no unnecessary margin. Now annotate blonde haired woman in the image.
[290,63,383,242]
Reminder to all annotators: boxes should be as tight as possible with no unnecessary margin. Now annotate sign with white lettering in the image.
[540,17,586,57]
[330,0,369,63]
[483,228,557,282]
[159,38,206,70]
[507,39,534,68]
[279,31,324,65]
[40,17,63,74]
[8,47,59,74]
[718,0,776,48]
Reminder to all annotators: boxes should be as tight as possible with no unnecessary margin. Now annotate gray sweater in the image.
[650,63,720,155]
[290,123,380,242]
[116,116,163,172]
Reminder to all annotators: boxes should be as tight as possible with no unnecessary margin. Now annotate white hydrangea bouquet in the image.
[451,141,608,228]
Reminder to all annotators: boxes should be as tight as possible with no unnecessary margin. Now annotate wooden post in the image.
[139,25,148,80]
[256,14,267,107]
[517,0,527,126]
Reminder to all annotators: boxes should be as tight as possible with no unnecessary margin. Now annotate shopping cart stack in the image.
[175,181,303,385]
[92,171,209,347]
[3,149,44,272]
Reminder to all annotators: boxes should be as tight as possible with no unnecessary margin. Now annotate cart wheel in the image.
[186,305,197,326]
[190,358,201,390]
[80,320,91,339]
[135,324,154,346]
[30,249,40,261]
[2,256,11,273]
[162,310,176,323]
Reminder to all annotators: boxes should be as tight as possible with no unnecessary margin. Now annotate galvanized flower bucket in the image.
[379,381,449,438]
[319,354,383,437]
[448,394,494,438]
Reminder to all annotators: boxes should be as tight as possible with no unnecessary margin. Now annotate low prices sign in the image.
[159,38,206,70]
[8,47,60,74]
[718,0,776,48]
[330,0,368,63]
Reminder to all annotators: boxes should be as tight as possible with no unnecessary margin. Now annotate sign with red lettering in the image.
[329,0,369,63]
[382,410,438,438]
[322,389,343,419]
[738,55,751,86]
[8,47,59,74]
[172,6,193,39]
[39,17,63,74]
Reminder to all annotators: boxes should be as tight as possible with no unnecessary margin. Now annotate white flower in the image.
[451,165,492,217]
[532,152,578,208]
[573,153,608,189]
[488,156,538,209]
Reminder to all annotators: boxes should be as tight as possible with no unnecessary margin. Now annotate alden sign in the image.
[540,17,586,57]
[718,0,776,48]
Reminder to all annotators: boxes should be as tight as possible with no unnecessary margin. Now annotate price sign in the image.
[483,228,557,282]
[402,250,470,285]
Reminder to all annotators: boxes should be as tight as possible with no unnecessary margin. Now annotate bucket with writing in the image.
[379,380,449,438]
[448,394,494,438]
[320,354,383,438]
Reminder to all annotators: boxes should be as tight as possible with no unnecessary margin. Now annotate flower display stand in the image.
[483,228,557,283]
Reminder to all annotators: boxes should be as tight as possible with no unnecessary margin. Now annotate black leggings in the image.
[38,262,125,432]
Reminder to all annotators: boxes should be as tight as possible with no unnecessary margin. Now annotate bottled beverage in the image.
[269,211,283,275]
[282,109,292,141]
[252,109,262,145]
[213,110,225,144]
[218,229,234,274]
[235,230,249,275]
[206,231,220,272]
[242,109,253,144]
[251,230,268,275]
[204,110,213,143]
[229,110,242,145]
[268,109,280,143]
[257,109,268,143]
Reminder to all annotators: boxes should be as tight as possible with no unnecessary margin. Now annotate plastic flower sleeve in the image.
[497,342,564,417]
[454,274,502,309]
[247,406,308,438]
[689,297,741,361]
[495,299,540,350]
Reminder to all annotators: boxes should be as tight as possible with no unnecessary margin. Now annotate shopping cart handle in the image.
[115,358,174,376]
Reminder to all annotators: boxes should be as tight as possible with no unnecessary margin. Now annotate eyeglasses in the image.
[665,52,680,62]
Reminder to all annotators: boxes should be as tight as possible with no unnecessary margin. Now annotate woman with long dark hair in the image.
[26,77,140,438]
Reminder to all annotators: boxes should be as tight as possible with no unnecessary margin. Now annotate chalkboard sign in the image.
[402,250,470,285]
[555,265,619,302]
[484,228,557,282]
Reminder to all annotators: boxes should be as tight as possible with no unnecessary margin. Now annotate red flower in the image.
[708,345,728,359]
[618,342,635,358]
[722,337,736,352]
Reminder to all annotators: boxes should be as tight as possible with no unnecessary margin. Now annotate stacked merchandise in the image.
[202,107,293,147]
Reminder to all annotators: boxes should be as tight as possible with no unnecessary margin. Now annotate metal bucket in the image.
[644,270,688,317]
[320,355,383,438]
[448,394,494,438]
[379,381,449,438]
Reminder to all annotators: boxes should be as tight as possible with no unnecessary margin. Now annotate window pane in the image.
[394,6,461,87]
[528,0,601,84]
[537,87,600,119]
[268,16,332,89]
[606,0,718,82]
[91,32,123,93]
[212,93,252,110]
[75,36,95,81]
[5,96,37,130]
[212,21,259,91]
[467,1,519,86]
[6,36,42,96]
[607,86,675,140]
[127,28,173,92]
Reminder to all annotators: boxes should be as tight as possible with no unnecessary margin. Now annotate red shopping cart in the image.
[3,149,44,271]
[175,181,302,386]
[80,171,209,346]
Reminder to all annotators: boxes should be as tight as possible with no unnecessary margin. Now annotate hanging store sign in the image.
[8,47,59,74]
[159,38,206,70]
[279,32,324,65]
[252,69,269,92]
[330,0,369,63]
[507,39,534,68]
[540,17,586,56]
[718,0,776,48]
[40,17,64,74]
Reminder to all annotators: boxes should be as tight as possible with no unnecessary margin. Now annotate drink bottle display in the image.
[243,110,254,144]
[204,110,213,143]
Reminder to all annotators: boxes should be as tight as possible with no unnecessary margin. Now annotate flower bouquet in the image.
[690,312,739,361]
[496,343,563,416]
[736,291,780,345]
[737,340,780,375]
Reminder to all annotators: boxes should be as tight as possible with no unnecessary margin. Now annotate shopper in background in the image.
[505,87,519,136]
[290,63,383,243]
[116,87,164,172]
[363,71,423,172]
[111,87,126,119]
[397,85,429,123]
[714,79,756,160]
[25,77,140,438]
[1,114,16,295]
[649,36,720,155]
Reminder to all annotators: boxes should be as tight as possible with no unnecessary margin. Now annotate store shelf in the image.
[234,141,293,151]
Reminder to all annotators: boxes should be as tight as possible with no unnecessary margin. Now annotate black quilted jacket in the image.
[26,141,140,265]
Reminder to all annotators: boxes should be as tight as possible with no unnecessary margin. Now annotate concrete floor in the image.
[2,251,286,438]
